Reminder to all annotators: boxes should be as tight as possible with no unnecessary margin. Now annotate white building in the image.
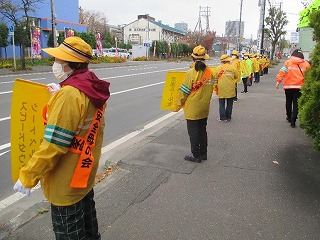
[123,15,186,44]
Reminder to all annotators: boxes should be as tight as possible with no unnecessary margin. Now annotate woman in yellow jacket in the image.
[240,54,251,93]
[172,45,216,163]
[251,54,261,83]
[276,49,311,128]
[214,54,239,122]
[13,37,110,239]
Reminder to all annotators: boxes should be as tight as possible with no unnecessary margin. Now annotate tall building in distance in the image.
[225,20,244,38]
[174,22,188,33]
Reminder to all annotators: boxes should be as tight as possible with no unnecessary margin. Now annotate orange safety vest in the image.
[68,106,105,188]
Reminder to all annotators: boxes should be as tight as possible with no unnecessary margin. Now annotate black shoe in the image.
[184,154,201,163]
[291,122,296,128]
[286,117,291,123]
[201,155,207,160]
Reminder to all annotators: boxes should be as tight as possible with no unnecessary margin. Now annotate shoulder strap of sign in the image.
[68,106,105,188]
[190,67,212,93]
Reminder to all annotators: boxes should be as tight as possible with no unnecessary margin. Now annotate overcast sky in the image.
[78,0,304,39]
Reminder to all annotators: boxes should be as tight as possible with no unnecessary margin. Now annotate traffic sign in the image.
[9,26,14,35]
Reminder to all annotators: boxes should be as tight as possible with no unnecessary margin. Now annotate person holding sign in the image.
[171,45,216,163]
[13,36,110,240]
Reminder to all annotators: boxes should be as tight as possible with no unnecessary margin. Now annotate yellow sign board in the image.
[10,79,51,182]
[160,71,186,110]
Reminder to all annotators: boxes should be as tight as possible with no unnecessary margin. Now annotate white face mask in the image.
[231,55,236,59]
[244,56,248,59]
[52,62,73,81]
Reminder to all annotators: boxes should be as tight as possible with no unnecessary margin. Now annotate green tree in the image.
[0,22,9,58]
[264,0,288,59]
[299,9,320,151]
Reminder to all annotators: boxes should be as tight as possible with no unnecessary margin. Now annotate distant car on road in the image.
[102,48,129,58]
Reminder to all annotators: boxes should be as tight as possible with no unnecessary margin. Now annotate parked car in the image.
[102,48,129,58]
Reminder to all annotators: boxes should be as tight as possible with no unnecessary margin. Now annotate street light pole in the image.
[51,0,57,47]
[259,0,266,54]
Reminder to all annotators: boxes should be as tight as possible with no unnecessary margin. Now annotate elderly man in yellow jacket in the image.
[214,54,239,122]
[171,45,216,163]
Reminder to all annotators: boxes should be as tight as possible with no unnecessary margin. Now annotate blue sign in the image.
[9,26,14,33]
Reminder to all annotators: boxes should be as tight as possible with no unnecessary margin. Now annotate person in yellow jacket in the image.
[171,45,216,163]
[263,54,270,74]
[231,50,241,102]
[251,54,261,83]
[240,53,251,93]
[276,49,311,128]
[258,54,266,76]
[214,54,239,122]
[13,36,110,239]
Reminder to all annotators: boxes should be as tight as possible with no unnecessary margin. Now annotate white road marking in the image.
[101,112,178,153]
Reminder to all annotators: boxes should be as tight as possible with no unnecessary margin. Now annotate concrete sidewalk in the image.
[2,63,320,240]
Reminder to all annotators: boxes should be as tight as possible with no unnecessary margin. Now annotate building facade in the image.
[174,22,188,34]
[123,15,186,45]
[1,0,87,58]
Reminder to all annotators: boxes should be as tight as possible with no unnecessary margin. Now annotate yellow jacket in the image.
[20,86,106,206]
[251,57,260,72]
[231,58,241,83]
[172,65,216,120]
[215,63,239,99]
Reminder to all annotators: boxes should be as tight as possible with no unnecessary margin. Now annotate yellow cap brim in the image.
[191,53,210,60]
[42,47,87,63]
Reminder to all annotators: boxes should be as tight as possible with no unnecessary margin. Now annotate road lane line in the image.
[0,143,10,151]
[101,112,178,153]
[0,117,10,122]
[0,184,41,211]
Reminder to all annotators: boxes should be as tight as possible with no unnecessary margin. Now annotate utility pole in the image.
[51,0,57,47]
[238,0,243,51]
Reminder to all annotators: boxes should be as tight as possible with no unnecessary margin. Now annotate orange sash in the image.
[190,67,212,93]
[214,67,227,95]
[69,106,104,188]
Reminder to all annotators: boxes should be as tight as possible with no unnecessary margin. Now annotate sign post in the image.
[9,26,16,70]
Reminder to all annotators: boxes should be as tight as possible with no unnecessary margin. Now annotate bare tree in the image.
[79,8,108,37]
[301,0,312,8]
[265,0,288,59]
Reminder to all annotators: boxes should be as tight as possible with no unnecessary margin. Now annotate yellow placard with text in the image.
[10,79,51,182]
[160,71,186,110]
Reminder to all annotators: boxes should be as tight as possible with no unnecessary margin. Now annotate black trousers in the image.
[285,89,301,123]
[242,77,248,92]
[187,118,208,158]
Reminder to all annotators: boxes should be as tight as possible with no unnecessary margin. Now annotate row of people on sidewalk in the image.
[171,46,310,164]
[231,50,271,95]
[12,38,310,239]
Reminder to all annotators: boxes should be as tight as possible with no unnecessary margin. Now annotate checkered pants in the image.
[51,189,101,240]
